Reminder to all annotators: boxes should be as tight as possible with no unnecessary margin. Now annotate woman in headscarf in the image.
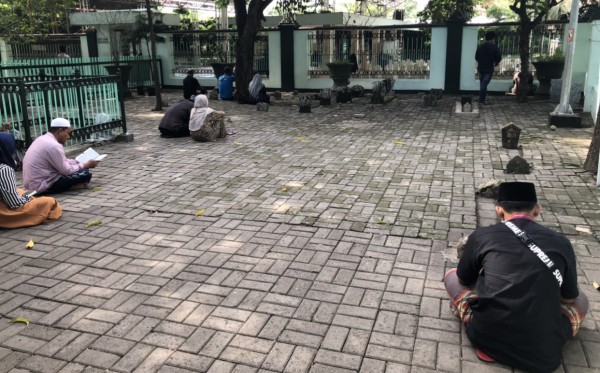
[0,132,62,228]
[248,74,270,104]
[189,95,227,142]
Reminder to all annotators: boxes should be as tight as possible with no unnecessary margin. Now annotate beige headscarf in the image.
[189,95,214,132]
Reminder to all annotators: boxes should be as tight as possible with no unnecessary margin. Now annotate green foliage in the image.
[418,0,476,23]
[0,0,77,43]
[580,1,600,21]
[533,47,565,62]
[486,0,518,21]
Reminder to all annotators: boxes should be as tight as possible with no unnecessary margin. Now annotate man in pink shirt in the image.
[23,118,99,194]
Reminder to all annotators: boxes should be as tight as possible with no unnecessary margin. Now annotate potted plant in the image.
[326,61,354,88]
[532,48,565,96]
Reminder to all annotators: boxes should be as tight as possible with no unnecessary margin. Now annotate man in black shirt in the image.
[445,182,588,372]
[475,31,502,104]
[182,70,205,99]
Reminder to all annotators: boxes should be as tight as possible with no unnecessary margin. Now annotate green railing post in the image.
[117,69,127,134]
[75,75,85,133]
[18,79,33,147]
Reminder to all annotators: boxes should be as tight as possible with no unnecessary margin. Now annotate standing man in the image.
[218,67,235,100]
[475,31,502,105]
[23,118,98,194]
[182,70,205,100]
[444,182,588,372]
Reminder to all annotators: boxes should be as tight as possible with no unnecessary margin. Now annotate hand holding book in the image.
[76,148,107,164]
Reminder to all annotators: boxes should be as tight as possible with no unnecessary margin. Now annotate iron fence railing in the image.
[169,30,270,77]
[9,34,84,59]
[477,23,565,78]
[0,74,126,150]
[0,56,161,89]
[307,26,432,79]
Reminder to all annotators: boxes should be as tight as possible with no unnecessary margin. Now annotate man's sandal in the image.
[476,348,495,363]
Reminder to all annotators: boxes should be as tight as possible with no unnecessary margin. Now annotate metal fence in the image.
[0,74,125,150]
[9,34,84,59]
[0,56,161,89]
[477,22,565,78]
[169,30,270,77]
[307,26,432,79]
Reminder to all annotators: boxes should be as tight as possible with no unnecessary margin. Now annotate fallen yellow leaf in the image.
[394,141,405,145]
[594,281,600,290]
[85,220,102,228]
[234,141,242,145]
[26,240,34,249]
[280,187,288,192]
[10,317,29,326]
[91,187,102,192]
[376,218,390,226]
[194,209,206,217]
[296,137,306,141]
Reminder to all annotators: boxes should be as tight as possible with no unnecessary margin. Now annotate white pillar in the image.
[553,0,580,114]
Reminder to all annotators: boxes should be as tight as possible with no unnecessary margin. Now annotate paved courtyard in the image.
[1,91,599,373]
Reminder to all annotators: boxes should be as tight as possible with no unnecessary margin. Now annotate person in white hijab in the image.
[189,95,227,142]
[248,74,270,104]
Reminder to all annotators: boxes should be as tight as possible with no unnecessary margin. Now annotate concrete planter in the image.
[326,62,353,89]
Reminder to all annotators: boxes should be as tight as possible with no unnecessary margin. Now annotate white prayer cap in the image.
[50,118,71,128]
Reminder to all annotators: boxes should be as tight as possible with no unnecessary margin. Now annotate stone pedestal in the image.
[116,132,134,143]
[548,113,582,128]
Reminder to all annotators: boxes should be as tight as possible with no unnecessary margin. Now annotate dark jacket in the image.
[159,100,194,137]
[475,42,502,74]
[183,75,202,99]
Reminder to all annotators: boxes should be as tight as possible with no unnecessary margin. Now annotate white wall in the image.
[584,21,600,124]
[293,27,447,91]
[460,26,512,92]
[572,23,592,86]
[157,31,281,90]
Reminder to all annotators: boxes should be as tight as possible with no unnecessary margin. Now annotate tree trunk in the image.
[145,0,163,111]
[517,22,532,103]
[583,106,600,173]
[235,26,258,103]
[232,0,271,103]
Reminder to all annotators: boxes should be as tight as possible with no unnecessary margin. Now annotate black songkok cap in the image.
[497,182,537,202]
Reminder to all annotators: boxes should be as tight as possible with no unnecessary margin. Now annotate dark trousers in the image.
[479,72,493,103]
[46,169,92,194]
[159,126,190,138]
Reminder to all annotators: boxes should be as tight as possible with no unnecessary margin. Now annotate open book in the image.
[76,148,107,164]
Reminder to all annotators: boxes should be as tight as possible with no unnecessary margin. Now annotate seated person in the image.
[183,70,206,99]
[189,95,226,142]
[218,67,235,100]
[445,182,588,371]
[248,74,270,104]
[23,118,98,194]
[0,132,62,228]
[57,45,70,59]
[159,99,194,138]
[509,70,535,96]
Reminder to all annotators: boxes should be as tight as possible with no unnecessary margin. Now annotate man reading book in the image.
[23,118,99,194]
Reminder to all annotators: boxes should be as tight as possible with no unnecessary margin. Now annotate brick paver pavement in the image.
[1,91,599,373]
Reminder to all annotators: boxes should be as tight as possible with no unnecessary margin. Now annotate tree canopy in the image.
[418,0,476,23]
[0,0,77,43]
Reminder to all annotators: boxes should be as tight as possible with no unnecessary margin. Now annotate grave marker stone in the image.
[501,123,521,149]
[299,96,312,113]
